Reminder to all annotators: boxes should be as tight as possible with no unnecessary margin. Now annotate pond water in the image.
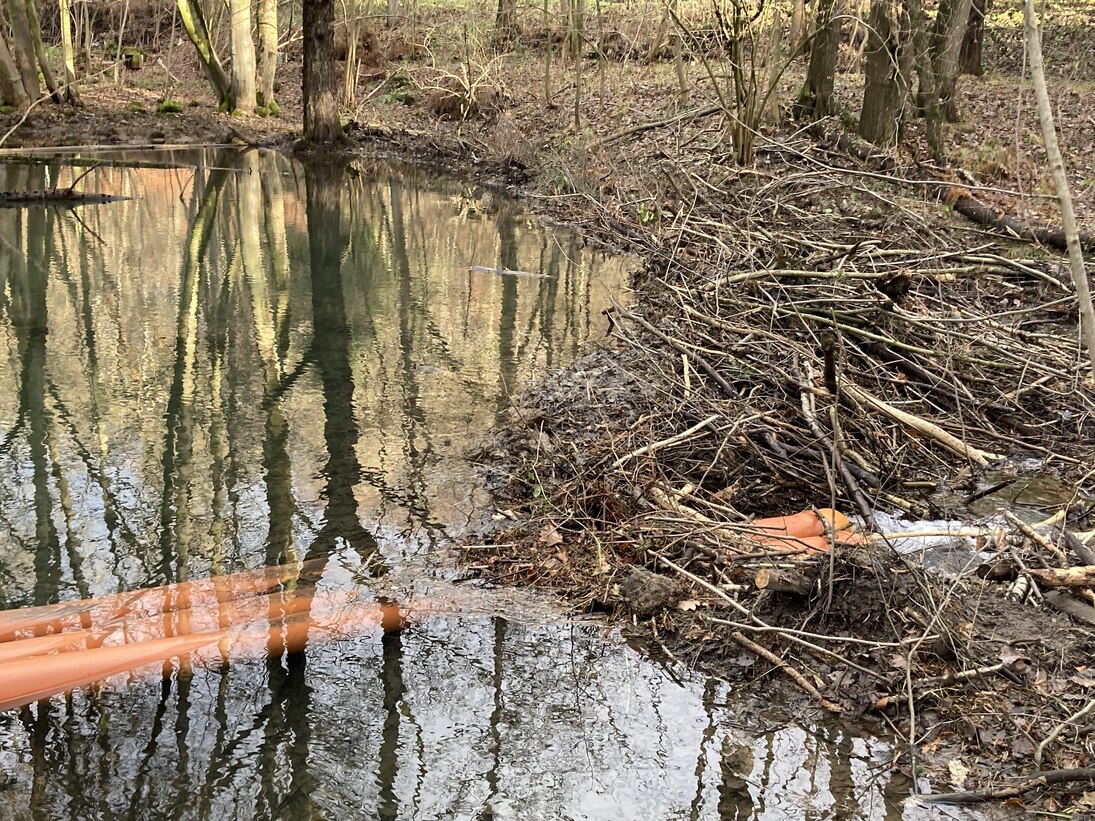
[0,149,982,819]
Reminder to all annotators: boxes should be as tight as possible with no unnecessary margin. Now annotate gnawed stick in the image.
[613,414,719,468]
[754,567,815,595]
[1028,565,1095,589]
[1004,510,1069,565]
[842,384,1003,466]
[730,630,842,713]
[914,662,1007,690]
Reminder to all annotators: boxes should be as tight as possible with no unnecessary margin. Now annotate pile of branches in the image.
[469,122,1095,805]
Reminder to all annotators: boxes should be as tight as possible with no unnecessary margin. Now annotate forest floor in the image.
[4,12,1095,812]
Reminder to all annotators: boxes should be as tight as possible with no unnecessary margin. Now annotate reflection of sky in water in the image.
[0,152,983,819]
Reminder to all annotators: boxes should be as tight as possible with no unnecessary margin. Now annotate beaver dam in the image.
[463,120,1095,812]
[0,148,1002,819]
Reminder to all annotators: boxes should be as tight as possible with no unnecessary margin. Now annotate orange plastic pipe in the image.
[0,630,225,712]
[0,599,405,714]
[0,557,329,641]
[747,508,851,539]
[0,589,325,661]
[752,530,864,554]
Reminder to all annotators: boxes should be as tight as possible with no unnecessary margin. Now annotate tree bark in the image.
[257,0,277,111]
[909,0,944,159]
[796,0,841,117]
[24,0,58,100]
[176,0,231,106]
[1029,566,1095,589]
[933,0,973,120]
[859,0,913,146]
[495,0,518,44]
[303,0,342,143]
[4,0,40,101]
[1023,0,1095,383]
[229,0,257,113]
[959,0,985,75]
[790,0,806,53]
[57,0,79,103]
[0,31,29,107]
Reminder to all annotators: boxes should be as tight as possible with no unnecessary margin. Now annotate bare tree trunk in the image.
[933,0,973,120]
[764,9,782,123]
[0,31,30,107]
[1023,0,1095,382]
[24,0,58,99]
[5,0,40,100]
[647,0,675,61]
[674,31,688,106]
[959,0,985,75]
[570,0,583,129]
[796,0,840,117]
[257,0,278,111]
[790,0,806,53]
[909,0,943,159]
[843,0,869,70]
[176,0,231,106]
[495,0,517,44]
[342,2,359,106]
[78,0,91,70]
[303,0,342,142]
[859,0,913,146]
[543,0,552,103]
[112,0,129,85]
[562,0,583,59]
[229,0,257,113]
[388,0,401,28]
[57,0,79,103]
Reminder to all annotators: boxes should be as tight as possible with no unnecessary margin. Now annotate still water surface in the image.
[0,150,976,819]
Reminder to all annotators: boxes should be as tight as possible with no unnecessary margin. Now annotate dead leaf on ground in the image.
[947,758,970,790]
[538,524,563,547]
[1076,792,1095,811]
[677,599,701,611]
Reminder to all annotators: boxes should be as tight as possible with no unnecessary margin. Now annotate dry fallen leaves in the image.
[538,524,563,547]
[947,758,971,790]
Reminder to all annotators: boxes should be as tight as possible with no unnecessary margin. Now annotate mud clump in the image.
[618,568,682,617]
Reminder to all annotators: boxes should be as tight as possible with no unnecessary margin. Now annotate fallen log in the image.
[0,189,129,207]
[951,191,1095,254]
[1044,590,1095,627]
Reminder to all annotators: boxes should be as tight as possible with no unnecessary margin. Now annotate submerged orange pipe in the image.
[0,588,324,662]
[0,597,405,714]
[0,557,329,641]
[0,558,408,714]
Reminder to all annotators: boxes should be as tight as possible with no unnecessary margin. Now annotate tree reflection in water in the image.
[0,152,943,820]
